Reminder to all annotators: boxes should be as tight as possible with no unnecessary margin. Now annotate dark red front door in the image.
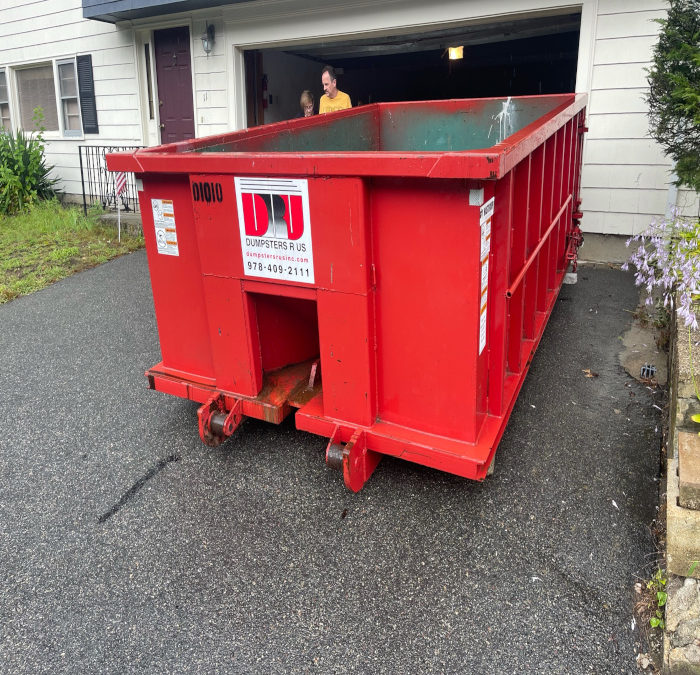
[154,26,195,144]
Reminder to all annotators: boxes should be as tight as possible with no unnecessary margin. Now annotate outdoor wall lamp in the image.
[448,46,464,60]
[201,23,215,55]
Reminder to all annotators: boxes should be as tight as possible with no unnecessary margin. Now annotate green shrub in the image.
[0,107,58,216]
[646,0,700,192]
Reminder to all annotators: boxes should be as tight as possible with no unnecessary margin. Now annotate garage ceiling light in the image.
[448,46,464,60]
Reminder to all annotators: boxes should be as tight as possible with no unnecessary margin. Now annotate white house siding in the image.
[0,4,233,196]
[190,17,230,137]
[676,189,700,219]
[580,0,682,234]
[0,0,141,196]
[1,0,696,233]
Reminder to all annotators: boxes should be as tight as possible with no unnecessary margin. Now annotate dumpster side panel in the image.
[308,178,370,296]
[554,122,571,273]
[475,182,496,432]
[139,175,215,381]
[311,178,376,427]
[507,156,531,375]
[549,127,566,291]
[191,175,243,278]
[201,275,262,396]
[317,290,376,427]
[371,178,481,442]
[538,136,557,314]
[524,143,545,340]
[488,109,586,429]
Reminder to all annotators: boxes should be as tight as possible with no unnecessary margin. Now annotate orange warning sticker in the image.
[151,198,179,256]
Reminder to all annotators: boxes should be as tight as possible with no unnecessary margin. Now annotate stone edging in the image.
[665,315,700,673]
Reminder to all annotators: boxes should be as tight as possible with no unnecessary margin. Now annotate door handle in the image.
[160,123,165,129]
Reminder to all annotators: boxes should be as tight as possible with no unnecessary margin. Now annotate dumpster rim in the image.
[106,93,587,181]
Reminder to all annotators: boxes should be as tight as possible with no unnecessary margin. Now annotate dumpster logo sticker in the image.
[479,196,495,355]
[151,198,179,256]
[234,177,314,284]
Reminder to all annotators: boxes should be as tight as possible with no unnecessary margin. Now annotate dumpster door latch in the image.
[566,223,584,272]
[197,393,244,447]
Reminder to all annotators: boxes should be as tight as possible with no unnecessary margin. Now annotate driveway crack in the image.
[97,454,180,523]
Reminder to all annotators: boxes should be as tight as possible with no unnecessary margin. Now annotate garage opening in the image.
[245,11,581,126]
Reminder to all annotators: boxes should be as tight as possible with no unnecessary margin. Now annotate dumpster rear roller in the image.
[108,94,587,492]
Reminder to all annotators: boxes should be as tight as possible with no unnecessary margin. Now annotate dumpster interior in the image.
[191,96,570,154]
[249,10,580,125]
[251,294,319,373]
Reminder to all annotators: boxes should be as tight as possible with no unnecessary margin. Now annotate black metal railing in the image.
[79,144,144,215]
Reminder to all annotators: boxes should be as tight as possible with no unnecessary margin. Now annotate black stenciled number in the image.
[192,181,224,203]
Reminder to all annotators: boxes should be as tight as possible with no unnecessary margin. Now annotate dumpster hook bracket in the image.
[325,426,381,493]
[197,393,244,447]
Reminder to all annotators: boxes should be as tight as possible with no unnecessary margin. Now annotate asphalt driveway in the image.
[0,251,662,673]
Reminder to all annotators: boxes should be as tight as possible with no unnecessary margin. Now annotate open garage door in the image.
[245,11,581,126]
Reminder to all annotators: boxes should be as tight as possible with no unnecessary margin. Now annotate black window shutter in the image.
[76,54,99,134]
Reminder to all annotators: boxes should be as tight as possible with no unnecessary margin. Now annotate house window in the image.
[8,58,97,136]
[57,60,81,135]
[16,64,59,132]
[0,69,10,131]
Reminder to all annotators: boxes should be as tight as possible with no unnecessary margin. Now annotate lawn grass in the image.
[0,200,144,303]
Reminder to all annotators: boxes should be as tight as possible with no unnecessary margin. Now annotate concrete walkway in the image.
[0,253,663,673]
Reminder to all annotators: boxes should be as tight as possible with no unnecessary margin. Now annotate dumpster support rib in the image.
[506,193,572,298]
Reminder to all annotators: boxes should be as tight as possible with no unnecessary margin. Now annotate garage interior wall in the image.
[326,32,578,104]
[261,51,320,124]
[257,30,579,124]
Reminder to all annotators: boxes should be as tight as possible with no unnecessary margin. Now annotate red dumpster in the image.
[107,94,587,491]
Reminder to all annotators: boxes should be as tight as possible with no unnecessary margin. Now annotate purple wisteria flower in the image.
[623,212,700,330]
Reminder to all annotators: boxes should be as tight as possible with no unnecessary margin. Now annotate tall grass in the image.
[0,200,143,303]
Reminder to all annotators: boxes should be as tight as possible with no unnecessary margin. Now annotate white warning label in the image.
[234,177,314,284]
[151,198,179,256]
[479,196,494,355]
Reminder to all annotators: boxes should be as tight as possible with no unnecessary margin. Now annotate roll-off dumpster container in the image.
[107,93,588,491]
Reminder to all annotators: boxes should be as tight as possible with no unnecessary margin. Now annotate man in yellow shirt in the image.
[319,65,351,114]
